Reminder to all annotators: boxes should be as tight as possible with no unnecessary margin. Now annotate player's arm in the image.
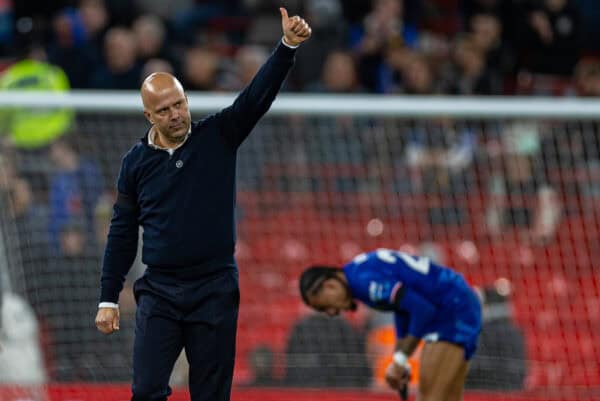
[393,310,421,357]
[385,286,440,390]
[386,310,419,392]
[216,8,310,148]
[396,286,439,340]
[96,154,140,334]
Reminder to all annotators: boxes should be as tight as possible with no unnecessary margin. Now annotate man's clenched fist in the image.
[95,307,120,334]
[280,7,311,47]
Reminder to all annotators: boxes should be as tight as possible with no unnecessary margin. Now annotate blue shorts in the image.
[423,287,482,360]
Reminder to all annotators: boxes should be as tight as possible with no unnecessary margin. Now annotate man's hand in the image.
[280,7,311,47]
[95,307,120,334]
[385,361,410,390]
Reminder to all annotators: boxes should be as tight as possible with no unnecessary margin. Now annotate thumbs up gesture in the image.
[280,7,312,47]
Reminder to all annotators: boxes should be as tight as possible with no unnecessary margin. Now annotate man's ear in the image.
[143,110,154,124]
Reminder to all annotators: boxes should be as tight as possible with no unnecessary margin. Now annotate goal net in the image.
[0,93,598,401]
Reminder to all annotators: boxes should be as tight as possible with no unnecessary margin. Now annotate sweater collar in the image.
[144,126,192,155]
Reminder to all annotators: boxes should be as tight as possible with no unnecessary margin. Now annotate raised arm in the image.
[216,7,311,148]
[96,154,140,334]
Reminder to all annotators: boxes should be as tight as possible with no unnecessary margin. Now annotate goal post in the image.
[1,91,600,118]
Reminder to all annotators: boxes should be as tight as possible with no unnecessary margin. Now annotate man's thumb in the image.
[280,7,288,21]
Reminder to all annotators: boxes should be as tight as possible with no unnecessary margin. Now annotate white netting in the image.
[0,94,598,401]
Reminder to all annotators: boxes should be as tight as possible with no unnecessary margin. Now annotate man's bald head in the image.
[141,72,185,110]
[141,72,191,148]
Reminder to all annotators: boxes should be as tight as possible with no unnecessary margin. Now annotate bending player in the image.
[299,248,482,401]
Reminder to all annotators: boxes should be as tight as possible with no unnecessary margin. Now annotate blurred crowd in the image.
[1,0,600,95]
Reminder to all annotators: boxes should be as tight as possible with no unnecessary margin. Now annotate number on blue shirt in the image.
[375,249,430,275]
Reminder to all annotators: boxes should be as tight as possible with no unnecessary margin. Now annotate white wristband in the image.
[393,351,408,367]
[98,302,119,309]
[281,37,300,48]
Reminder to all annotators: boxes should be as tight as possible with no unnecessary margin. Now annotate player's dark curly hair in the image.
[299,265,340,305]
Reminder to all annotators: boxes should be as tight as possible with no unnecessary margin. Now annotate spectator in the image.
[289,0,347,91]
[308,50,363,93]
[132,14,179,69]
[401,118,476,225]
[0,151,48,302]
[378,45,417,93]
[79,0,109,43]
[469,13,514,77]
[220,45,268,91]
[485,121,562,244]
[90,27,141,89]
[78,0,110,78]
[0,56,73,149]
[350,0,418,54]
[46,7,99,88]
[0,153,35,230]
[284,313,371,388]
[140,58,175,83]
[517,0,581,76]
[181,46,221,91]
[350,0,419,92]
[540,123,599,218]
[462,0,516,39]
[466,280,527,390]
[48,138,103,252]
[440,35,501,95]
[399,54,436,94]
[574,59,600,97]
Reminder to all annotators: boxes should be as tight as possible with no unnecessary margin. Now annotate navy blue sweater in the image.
[100,41,296,303]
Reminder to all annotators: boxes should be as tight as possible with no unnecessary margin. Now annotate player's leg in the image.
[418,341,466,401]
[131,291,184,401]
[184,269,240,401]
[445,360,469,401]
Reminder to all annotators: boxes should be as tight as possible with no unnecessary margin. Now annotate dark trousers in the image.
[131,267,239,401]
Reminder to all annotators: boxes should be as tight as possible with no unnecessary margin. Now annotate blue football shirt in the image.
[343,249,476,339]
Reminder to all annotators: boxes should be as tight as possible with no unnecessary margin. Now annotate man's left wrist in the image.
[282,36,300,48]
[393,350,409,367]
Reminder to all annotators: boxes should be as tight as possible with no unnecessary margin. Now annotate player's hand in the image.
[95,307,120,334]
[280,7,311,47]
[385,361,410,390]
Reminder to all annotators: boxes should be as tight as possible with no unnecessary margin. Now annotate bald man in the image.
[95,8,311,401]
